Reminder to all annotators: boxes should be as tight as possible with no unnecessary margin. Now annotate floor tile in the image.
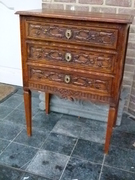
[42,133,77,155]
[0,165,23,180]
[17,97,40,112]
[52,119,82,138]
[111,130,135,150]
[15,87,23,95]
[101,166,135,180]
[16,87,39,98]
[17,101,39,117]
[0,121,22,140]
[114,114,135,134]
[32,90,40,98]
[2,94,23,108]
[80,119,106,143]
[0,142,37,169]
[61,157,101,180]
[32,97,40,110]
[20,172,50,180]
[14,129,49,148]
[27,150,69,180]
[105,145,135,172]
[72,139,104,164]
[62,114,86,124]
[0,105,14,119]
[5,109,26,125]
[0,139,10,153]
[33,111,62,131]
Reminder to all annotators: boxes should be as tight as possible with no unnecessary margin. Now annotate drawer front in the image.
[28,43,116,73]
[28,66,113,95]
[26,21,118,49]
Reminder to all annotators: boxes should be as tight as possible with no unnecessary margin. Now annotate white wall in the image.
[0,0,42,86]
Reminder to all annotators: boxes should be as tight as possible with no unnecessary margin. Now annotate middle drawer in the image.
[27,42,117,74]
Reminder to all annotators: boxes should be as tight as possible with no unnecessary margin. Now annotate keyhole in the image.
[65,75,70,83]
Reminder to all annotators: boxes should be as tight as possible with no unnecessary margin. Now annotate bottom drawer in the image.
[28,66,113,96]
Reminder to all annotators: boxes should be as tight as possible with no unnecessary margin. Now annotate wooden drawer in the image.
[28,65,113,95]
[27,42,117,74]
[26,21,118,49]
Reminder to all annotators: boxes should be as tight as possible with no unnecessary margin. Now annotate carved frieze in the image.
[29,82,111,103]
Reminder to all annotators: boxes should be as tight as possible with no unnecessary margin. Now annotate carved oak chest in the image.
[16,9,133,153]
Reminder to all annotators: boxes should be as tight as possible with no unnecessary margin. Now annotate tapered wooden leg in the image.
[113,101,119,127]
[104,106,116,154]
[45,93,50,114]
[24,89,32,136]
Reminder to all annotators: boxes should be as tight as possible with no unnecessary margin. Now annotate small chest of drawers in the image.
[16,9,133,153]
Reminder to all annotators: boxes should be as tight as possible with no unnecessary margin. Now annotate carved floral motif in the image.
[29,46,114,71]
[29,68,111,92]
[28,23,117,48]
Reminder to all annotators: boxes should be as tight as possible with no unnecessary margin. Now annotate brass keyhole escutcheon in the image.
[65,29,72,39]
[65,53,72,62]
[64,75,71,84]
[44,29,48,33]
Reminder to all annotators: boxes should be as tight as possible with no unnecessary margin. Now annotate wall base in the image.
[39,90,128,126]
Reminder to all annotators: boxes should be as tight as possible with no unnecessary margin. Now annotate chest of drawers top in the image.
[16,9,132,23]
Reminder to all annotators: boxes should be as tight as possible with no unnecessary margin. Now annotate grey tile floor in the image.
[0,86,135,180]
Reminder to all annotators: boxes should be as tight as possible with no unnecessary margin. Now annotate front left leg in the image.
[113,100,119,127]
[24,89,32,136]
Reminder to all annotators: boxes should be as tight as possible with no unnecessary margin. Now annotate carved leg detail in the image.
[24,90,32,136]
[45,93,50,114]
[104,106,116,154]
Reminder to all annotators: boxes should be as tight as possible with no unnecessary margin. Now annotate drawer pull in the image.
[65,29,72,39]
[65,53,72,62]
[64,75,71,84]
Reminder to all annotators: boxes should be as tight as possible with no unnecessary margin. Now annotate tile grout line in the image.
[39,131,53,149]
[69,138,79,157]
[39,114,64,150]
[2,100,24,121]
[0,163,52,180]
[59,138,79,180]
[98,154,106,180]
[23,111,58,172]
[0,137,12,142]
[58,156,70,180]
[0,129,23,156]
[1,93,39,122]
[103,164,135,174]
[20,159,34,169]
[25,150,40,172]
[0,93,40,156]
[10,141,40,150]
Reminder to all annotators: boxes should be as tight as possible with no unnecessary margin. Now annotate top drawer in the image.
[26,21,118,49]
